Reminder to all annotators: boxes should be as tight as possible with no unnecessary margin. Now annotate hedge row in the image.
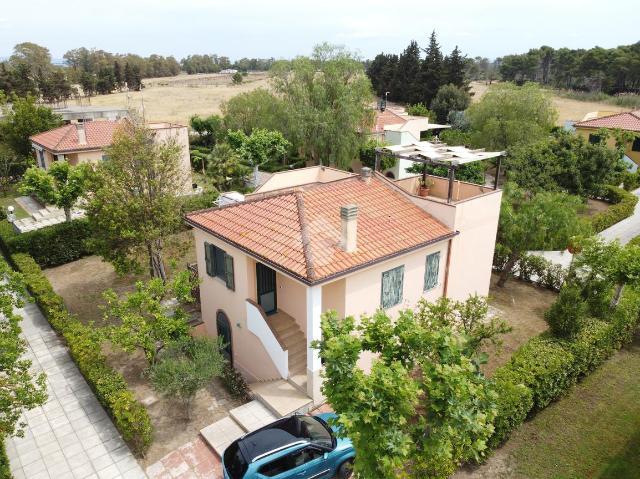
[488,288,640,448]
[0,219,92,268]
[0,437,10,479]
[10,253,152,456]
[591,185,638,232]
[493,248,567,291]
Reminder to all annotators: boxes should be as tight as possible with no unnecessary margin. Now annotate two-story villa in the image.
[186,144,502,415]
[29,120,194,193]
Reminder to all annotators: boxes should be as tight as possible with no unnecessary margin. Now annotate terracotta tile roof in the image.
[186,175,455,284]
[373,109,407,133]
[30,120,120,153]
[574,110,640,133]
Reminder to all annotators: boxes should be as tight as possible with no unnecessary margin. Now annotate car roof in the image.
[239,429,306,463]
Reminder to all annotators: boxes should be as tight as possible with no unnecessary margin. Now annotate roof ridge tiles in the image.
[295,191,316,281]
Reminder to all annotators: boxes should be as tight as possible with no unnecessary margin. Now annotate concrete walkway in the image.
[5,301,147,479]
[599,187,640,245]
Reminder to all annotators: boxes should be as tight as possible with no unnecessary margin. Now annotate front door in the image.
[216,311,232,364]
[256,263,277,315]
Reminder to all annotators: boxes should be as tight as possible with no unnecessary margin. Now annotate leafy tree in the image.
[232,71,243,85]
[96,67,116,94]
[467,82,557,151]
[103,273,194,365]
[315,305,497,478]
[228,128,291,182]
[9,42,52,86]
[366,53,398,97]
[573,237,640,307]
[405,160,485,184]
[0,95,62,160]
[430,84,471,123]
[189,115,225,148]
[0,260,48,438]
[358,138,396,171]
[86,120,186,281]
[113,61,123,90]
[271,43,374,168]
[406,103,435,119]
[505,130,625,196]
[79,71,97,97]
[222,88,289,135]
[205,142,249,190]
[149,337,225,419]
[496,183,589,286]
[19,161,88,222]
[0,144,25,194]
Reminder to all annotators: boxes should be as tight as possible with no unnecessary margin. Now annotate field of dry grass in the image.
[70,72,270,125]
[469,81,628,126]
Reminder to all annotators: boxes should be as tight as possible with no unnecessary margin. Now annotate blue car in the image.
[222,413,355,479]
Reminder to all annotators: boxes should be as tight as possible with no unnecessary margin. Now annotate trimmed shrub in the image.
[10,253,152,456]
[568,320,614,378]
[493,250,568,291]
[494,337,576,410]
[180,191,219,215]
[221,363,251,401]
[0,437,11,479]
[544,284,587,338]
[591,185,638,232]
[0,219,91,268]
[488,378,533,449]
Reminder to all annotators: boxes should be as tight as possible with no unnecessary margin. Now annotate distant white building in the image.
[221,69,239,74]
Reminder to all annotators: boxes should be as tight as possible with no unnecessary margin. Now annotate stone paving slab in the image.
[146,436,221,479]
[200,417,245,458]
[229,400,277,433]
[6,301,147,479]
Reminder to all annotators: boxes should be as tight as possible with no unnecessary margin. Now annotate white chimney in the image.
[361,166,372,184]
[76,123,87,145]
[340,204,358,253]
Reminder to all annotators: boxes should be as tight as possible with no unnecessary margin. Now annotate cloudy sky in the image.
[1,0,637,61]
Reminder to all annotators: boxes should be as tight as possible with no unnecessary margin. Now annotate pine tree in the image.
[113,61,123,90]
[418,30,444,106]
[391,40,422,104]
[443,46,468,90]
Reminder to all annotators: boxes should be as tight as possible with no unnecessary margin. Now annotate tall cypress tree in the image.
[392,40,422,104]
[113,61,123,90]
[418,31,444,106]
[443,45,468,90]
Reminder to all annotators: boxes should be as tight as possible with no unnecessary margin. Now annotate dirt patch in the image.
[106,346,244,467]
[481,273,556,377]
[584,198,611,217]
[44,231,196,324]
[76,72,270,125]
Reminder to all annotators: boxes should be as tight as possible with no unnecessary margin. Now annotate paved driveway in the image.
[5,301,146,479]
[599,187,640,245]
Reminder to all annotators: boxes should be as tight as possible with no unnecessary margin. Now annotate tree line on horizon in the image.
[483,42,640,95]
[0,42,278,103]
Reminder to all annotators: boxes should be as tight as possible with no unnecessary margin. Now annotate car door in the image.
[257,446,332,479]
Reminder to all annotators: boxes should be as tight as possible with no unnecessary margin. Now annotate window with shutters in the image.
[204,242,235,290]
[424,252,441,291]
[381,265,404,309]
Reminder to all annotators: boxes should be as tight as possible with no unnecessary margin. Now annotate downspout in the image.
[442,238,453,298]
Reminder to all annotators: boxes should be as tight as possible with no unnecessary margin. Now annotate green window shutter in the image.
[204,242,214,277]
[214,246,226,279]
[381,265,404,309]
[424,252,441,291]
[224,253,235,291]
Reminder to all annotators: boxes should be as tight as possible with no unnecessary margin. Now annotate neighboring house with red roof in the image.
[574,110,640,165]
[30,120,194,192]
[367,108,450,179]
[185,163,502,412]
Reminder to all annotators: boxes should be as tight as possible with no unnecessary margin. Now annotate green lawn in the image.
[507,334,640,479]
[0,186,29,220]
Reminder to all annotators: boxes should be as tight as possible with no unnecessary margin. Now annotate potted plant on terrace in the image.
[419,175,434,197]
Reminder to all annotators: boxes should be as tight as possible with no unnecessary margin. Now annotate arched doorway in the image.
[216,311,232,364]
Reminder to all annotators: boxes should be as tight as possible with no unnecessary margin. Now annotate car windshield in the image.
[223,441,248,479]
[298,416,333,448]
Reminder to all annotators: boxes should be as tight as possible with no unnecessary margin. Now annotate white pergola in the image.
[376,141,506,203]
